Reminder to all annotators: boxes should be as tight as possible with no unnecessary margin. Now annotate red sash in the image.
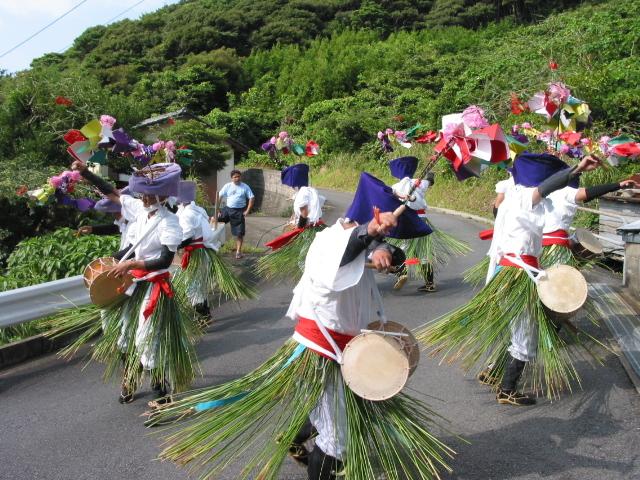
[265,220,325,251]
[181,237,205,269]
[499,253,539,269]
[479,228,494,240]
[129,269,174,320]
[542,229,571,248]
[294,317,354,360]
[415,209,426,215]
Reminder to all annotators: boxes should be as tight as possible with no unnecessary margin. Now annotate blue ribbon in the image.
[194,343,307,413]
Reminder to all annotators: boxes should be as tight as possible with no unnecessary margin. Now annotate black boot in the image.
[307,445,342,480]
[497,355,536,406]
[288,419,318,467]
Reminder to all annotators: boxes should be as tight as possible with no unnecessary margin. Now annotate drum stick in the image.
[212,189,219,230]
[117,216,162,264]
[360,329,409,337]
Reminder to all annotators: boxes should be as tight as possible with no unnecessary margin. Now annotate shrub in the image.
[0,228,119,291]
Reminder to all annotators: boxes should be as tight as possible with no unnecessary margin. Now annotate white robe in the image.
[292,186,325,225]
[287,220,384,459]
[488,186,548,362]
[390,177,430,216]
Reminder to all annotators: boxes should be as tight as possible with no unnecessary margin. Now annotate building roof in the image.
[133,108,250,153]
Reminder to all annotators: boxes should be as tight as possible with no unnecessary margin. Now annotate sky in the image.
[0,0,181,73]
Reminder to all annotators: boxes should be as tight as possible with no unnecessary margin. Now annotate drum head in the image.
[341,332,409,401]
[367,320,420,375]
[537,264,588,314]
[83,257,117,288]
[574,228,603,255]
[89,271,133,307]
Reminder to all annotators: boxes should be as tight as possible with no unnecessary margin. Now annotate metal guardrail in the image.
[0,275,89,328]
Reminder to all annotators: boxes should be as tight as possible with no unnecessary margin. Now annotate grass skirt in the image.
[173,247,256,305]
[148,339,455,480]
[256,225,326,283]
[416,264,608,399]
[46,282,202,393]
[388,218,471,282]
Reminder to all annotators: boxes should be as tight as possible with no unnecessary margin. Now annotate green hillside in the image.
[0,0,638,262]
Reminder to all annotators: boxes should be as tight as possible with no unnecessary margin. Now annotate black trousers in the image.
[308,445,342,480]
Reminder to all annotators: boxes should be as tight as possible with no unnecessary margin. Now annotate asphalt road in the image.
[0,189,638,480]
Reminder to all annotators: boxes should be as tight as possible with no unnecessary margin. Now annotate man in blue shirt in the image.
[217,170,255,259]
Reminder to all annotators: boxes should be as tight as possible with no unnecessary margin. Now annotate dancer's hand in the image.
[620,179,638,189]
[576,155,601,173]
[77,226,93,236]
[108,260,133,278]
[368,211,397,237]
[371,248,393,272]
[71,159,87,172]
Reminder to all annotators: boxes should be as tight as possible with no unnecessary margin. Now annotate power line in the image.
[0,0,91,58]
[57,0,147,54]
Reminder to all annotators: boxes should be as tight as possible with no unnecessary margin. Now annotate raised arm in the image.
[71,160,120,204]
[532,155,601,205]
[575,178,638,203]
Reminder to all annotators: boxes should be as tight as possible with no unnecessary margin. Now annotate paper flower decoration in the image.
[55,96,73,107]
[526,82,591,133]
[461,105,489,129]
[305,140,319,157]
[22,170,95,211]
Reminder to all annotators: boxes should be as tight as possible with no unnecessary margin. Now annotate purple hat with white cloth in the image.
[177,180,197,204]
[389,156,418,180]
[128,162,181,197]
[281,163,309,188]
[512,152,579,188]
[344,172,432,239]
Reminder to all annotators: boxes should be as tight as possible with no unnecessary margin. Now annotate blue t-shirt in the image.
[219,181,254,209]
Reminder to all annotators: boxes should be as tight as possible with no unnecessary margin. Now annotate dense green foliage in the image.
[0,228,119,291]
[0,0,638,275]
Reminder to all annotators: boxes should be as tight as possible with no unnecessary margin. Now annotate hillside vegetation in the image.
[0,0,638,257]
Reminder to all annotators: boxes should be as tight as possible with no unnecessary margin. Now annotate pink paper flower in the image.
[152,141,165,152]
[580,138,591,146]
[278,131,289,140]
[49,176,62,188]
[100,115,117,127]
[385,128,394,135]
[521,122,532,130]
[548,82,570,105]
[559,144,571,154]
[443,122,465,140]
[68,170,82,182]
[377,131,384,140]
[461,105,489,129]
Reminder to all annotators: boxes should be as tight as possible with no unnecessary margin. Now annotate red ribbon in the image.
[542,229,571,248]
[479,228,494,240]
[415,209,426,215]
[499,253,539,269]
[130,269,174,320]
[294,317,354,360]
[265,220,325,251]
[181,237,205,269]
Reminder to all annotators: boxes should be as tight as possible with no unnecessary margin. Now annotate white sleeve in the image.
[178,209,200,240]
[159,215,184,252]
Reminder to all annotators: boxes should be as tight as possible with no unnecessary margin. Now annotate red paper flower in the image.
[55,96,73,107]
[305,140,319,157]
[167,117,176,125]
[558,131,582,146]
[510,93,528,115]
[63,129,87,145]
[415,131,438,143]
[404,258,420,265]
[548,60,558,70]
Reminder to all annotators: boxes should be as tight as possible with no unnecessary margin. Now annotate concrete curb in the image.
[0,330,81,371]
[428,206,494,226]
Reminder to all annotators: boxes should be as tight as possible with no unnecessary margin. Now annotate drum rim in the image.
[366,320,420,375]
[574,228,604,254]
[537,264,588,314]
[341,331,410,401]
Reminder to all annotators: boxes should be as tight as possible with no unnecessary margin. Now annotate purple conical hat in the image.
[512,152,579,188]
[344,172,432,239]
[177,180,197,204]
[128,162,181,197]
[389,156,418,179]
[281,163,309,188]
